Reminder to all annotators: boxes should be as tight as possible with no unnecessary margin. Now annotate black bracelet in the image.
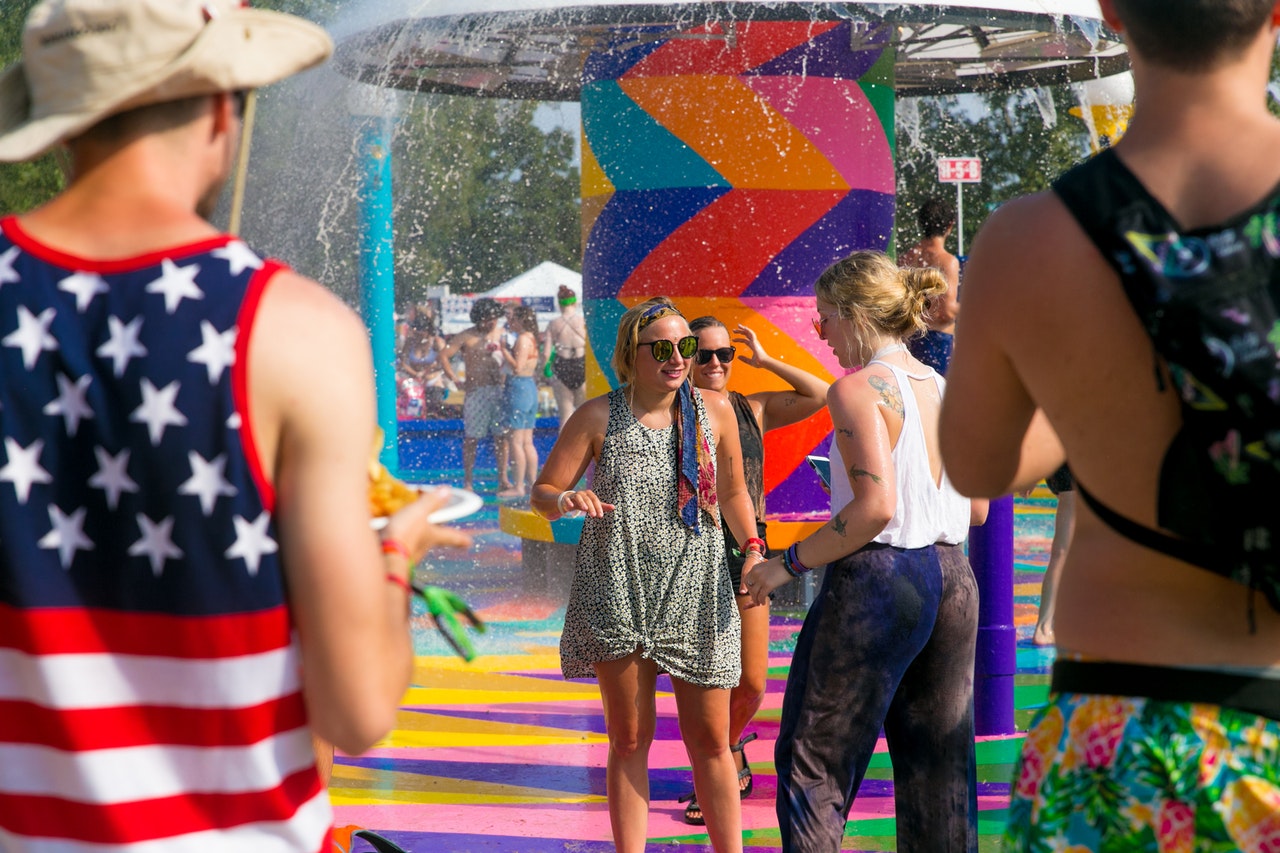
[786,543,812,574]
[780,547,802,578]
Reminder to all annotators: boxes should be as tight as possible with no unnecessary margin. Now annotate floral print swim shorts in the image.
[1006,692,1280,852]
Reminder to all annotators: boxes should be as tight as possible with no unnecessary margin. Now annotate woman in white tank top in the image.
[743,251,988,853]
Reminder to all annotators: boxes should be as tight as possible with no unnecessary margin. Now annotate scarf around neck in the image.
[675,381,718,534]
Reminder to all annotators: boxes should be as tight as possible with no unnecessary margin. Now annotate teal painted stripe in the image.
[582,80,728,191]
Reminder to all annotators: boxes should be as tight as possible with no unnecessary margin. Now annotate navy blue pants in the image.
[775,542,979,853]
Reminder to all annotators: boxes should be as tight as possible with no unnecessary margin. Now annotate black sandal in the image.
[732,732,758,799]
[679,790,705,826]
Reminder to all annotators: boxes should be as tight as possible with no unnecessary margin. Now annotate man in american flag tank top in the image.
[0,2,470,850]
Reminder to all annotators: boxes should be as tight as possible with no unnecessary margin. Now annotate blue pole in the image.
[969,495,1015,735]
[355,116,398,474]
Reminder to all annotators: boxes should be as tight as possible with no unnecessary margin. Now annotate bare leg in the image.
[499,429,532,497]
[522,429,539,490]
[462,437,478,492]
[1034,490,1076,646]
[729,594,769,792]
[594,652,658,853]
[497,433,513,491]
[671,676,742,853]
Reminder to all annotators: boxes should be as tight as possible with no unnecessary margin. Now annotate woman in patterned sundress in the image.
[532,297,765,853]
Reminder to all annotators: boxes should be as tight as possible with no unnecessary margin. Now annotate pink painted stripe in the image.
[743,76,894,194]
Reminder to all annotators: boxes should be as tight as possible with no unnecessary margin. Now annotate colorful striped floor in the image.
[331,487,1063,851]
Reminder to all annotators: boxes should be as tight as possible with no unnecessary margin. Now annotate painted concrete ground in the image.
[331,484,1063,852]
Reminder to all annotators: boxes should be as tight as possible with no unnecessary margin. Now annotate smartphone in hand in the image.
[806,455,831,489]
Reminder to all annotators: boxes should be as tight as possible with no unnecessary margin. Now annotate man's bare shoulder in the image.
[256,269,367,345]
[962,190,1090,307]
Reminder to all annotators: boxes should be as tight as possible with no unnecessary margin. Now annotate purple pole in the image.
[969,495,1015,735]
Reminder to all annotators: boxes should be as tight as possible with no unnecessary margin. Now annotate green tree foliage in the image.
[0,0,64,214]
[391,96,580,301]
[895,87,1091,258]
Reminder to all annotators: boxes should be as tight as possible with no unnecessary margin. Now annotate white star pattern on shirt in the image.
[188,321,236,384]
[179,451,237,516]
[226,411,241,430]
[3,305,58,369]
[97,315,148,377]
[38,504,94,570]
[58,271,109,312]
[128,513,183,577]
[43,373,94,436]
[89,446,138,510]
[211,241,262,276]
[225,511,278,577]
[0,436,52,504]
[146,258,203,314]
[131,378,187,446]
[0,245,20,286]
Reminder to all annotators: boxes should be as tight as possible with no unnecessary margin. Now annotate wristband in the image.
[556,491,575,515]
[786,542,812,574]
[743,536,767,556]
[780,546,802,578]
[385,571,412,594]
[381,537,411,561]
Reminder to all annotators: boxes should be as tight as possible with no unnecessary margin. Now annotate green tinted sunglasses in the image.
[639,335,698,362]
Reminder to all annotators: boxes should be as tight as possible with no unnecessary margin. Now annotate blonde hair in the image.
[813,251,947,346]
[613,296,682,386]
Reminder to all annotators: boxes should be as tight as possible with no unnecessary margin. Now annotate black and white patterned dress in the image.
[559,386,741,688]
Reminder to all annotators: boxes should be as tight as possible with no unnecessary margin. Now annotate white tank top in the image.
[829,359,971,548]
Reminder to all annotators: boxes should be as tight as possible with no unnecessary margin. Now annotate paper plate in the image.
[370,486,484,528]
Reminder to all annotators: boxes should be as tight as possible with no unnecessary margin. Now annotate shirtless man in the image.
[940,1,1280,848]
[440,297,510,491]
[543,284,588,427]
[901,196,961,373]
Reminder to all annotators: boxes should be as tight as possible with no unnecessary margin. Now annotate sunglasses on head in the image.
[695,346,736,365]
[639,335,698,362]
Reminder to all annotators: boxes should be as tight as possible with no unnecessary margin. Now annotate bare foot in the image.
[497,487,525,499]
[1032,624,1055,646]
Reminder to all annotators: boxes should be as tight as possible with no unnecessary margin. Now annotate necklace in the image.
[868,342,908,362]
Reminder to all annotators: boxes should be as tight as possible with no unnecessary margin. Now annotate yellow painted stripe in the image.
[330,765,606,806]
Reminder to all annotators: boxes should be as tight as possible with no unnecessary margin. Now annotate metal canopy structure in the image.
[334,1,1127,100]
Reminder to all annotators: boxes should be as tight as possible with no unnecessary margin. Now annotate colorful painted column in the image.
[579,21,896,516]
[351,92,400,472]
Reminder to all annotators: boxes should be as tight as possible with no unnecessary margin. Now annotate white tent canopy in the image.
[440,261,582,335]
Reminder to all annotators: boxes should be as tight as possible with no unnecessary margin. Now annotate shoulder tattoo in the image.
[868,375,904,417]
[836,427,854,438]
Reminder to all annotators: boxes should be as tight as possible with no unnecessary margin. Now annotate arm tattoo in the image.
[781,394,797,407]
[848,464,884,486]
[830,515,847,536]
[836,427,854,438]
[868,375,904,417]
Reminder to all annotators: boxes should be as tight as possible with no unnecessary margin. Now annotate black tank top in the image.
[1053,149,1280,613]
[724,391,768,572]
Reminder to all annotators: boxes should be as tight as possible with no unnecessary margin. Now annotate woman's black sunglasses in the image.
[695,347,736,365]
[639,335,698,362]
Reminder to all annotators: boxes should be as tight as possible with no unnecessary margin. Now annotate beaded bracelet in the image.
[743,536,767,556]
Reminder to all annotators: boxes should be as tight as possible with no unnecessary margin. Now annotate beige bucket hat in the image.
[0,0,333,163]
